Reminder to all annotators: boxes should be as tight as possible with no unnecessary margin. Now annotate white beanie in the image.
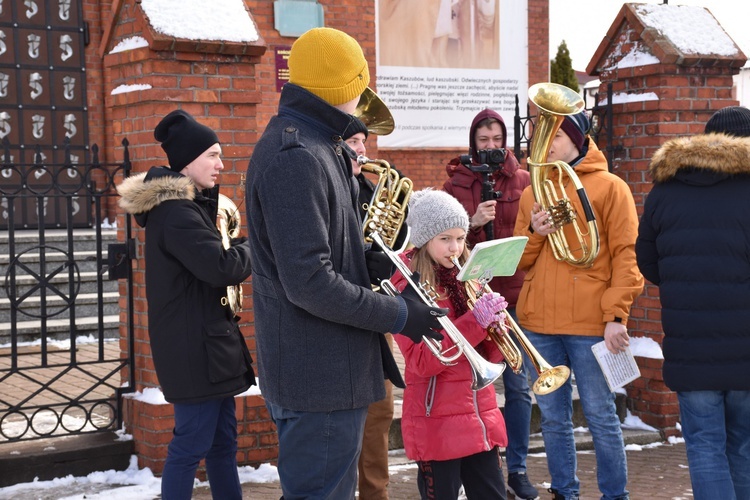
[406,189,470,248]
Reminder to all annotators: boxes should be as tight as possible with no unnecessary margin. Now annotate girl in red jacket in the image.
[392,189,509,500]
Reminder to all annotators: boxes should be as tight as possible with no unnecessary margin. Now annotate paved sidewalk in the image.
[195,438,692,499]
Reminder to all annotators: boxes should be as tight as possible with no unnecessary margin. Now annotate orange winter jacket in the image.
[512,140,644,336]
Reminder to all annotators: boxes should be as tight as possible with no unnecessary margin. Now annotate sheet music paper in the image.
[591,341,641,392]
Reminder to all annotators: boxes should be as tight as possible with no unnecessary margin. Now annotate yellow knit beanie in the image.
[288,27,370,106]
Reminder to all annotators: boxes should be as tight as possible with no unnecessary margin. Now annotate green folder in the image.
[456,236,528,282]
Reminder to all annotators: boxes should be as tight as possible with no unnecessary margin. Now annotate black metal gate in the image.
[513,82,622,170]
[0,138,135,442]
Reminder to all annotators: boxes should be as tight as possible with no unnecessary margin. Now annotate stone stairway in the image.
[0,229,120,344]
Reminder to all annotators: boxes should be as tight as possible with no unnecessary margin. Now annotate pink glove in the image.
[472,292,508,329]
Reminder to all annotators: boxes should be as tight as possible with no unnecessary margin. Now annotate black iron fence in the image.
[0,138,134,442]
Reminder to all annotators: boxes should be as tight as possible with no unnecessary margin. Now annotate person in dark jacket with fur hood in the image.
[443,109,537,499]
[117,110,254,500]
[636,106,750,500]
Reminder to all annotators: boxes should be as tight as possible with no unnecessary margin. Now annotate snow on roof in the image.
[111,83,153,95]
[635,4,740,57]
[140,0,259,43]
[109,36,149,54]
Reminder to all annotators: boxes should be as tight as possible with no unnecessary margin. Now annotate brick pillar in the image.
[100,0,277,474]
[587,3,745,437]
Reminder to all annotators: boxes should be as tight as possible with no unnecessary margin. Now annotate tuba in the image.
[452,258,570,395]
[217,193,243,315]
[527,83,600,268]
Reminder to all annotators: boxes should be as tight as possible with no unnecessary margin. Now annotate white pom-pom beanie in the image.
[406,189,470,248]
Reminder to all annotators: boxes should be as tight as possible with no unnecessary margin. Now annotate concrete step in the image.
[0,228,118,249]
[1,228,121,341]
[0,245,107,272]
[0,292,120,323]
[0,314,120,343]
[0,229,119,275]
[0,432,134,488]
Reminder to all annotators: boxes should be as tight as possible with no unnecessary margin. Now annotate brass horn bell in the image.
[353,87,395,136]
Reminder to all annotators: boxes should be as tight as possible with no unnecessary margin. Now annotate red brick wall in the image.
[97,0,272,473]
[122,394,276,475]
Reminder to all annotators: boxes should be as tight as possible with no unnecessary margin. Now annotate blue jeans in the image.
[504,309,533,475]
[524,330,628,500]
[266,401,368,500]
[677,390,750,500]
[161,396,242,500]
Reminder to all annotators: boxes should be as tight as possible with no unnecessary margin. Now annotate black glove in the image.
[397,272,447,343]
[365,241,395,286]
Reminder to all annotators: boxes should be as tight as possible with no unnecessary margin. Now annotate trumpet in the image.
[371,232,505,391]
[451,257,570,395]
[528,82,600,268]
[217,193,243,315]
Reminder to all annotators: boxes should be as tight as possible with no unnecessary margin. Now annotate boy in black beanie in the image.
[117,109,253,500]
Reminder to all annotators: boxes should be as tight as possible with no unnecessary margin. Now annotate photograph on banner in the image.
[376,0,528,148]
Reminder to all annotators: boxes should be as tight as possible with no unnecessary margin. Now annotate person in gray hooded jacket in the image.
[117,109,253,500]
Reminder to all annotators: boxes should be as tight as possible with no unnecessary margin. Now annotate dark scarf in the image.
[435,263,469,318]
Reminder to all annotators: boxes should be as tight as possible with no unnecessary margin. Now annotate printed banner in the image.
[375,0,528,148]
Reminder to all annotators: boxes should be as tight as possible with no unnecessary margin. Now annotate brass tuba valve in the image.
[217,193,243,315]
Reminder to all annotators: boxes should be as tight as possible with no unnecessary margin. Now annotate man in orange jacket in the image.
[513,112,644,500]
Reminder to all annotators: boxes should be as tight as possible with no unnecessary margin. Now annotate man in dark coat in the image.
[245,27,445,499]
[117,110,254,499]
[636,106,750,500]
[443,108,537,499]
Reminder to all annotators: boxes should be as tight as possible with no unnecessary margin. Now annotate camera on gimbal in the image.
[459,148,507,173]
[458,149,507,239]
[458,148,507,202]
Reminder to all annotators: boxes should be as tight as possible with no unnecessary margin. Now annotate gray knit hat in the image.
[406,189,470,248]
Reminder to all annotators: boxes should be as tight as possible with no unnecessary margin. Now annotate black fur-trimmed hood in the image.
[116,167,199,228]
[117,167,195,215]
[649,133,750,183]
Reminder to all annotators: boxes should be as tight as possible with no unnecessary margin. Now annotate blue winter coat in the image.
[636,133,750,391]
[245,84,404,412]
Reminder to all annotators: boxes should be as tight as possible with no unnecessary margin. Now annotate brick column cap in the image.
[587,3,747,76]
[99,0,267,58]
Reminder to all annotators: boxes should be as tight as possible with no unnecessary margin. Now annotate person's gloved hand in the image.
[472,292,508,329]
[397,272,447,343]
[365,243,395,286]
